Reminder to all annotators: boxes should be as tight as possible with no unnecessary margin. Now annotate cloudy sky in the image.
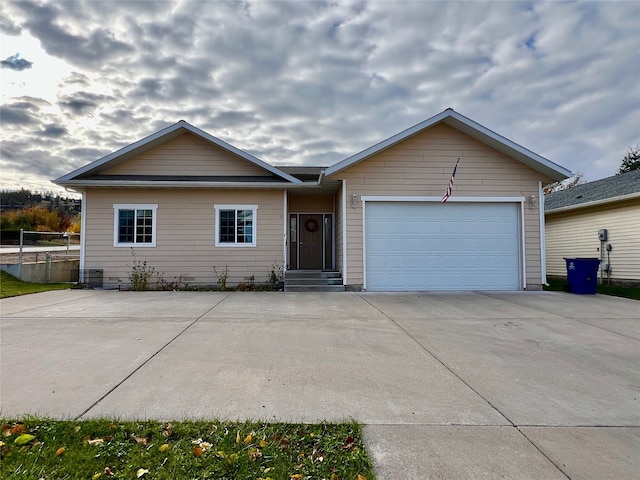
[1,0,639,193]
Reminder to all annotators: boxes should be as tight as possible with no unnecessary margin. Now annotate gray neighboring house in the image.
[544,169,640,283]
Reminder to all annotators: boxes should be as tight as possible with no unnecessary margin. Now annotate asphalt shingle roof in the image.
[545,169,640,212]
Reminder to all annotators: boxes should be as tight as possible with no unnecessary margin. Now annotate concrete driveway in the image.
[1,290,638,479]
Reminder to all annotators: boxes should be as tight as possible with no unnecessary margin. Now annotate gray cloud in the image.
[10,0,134,69]
[40,124,68,138]
[0,11,22,35]
[57,91,114,116]
[1,53,33,70]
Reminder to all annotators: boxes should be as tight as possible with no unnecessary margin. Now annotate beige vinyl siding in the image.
[333,123,552,289]
[546,200,640,281]
[101,133,269,177]
[84,188,285,287]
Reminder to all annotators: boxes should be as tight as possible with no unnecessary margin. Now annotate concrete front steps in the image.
[284,270,345,292]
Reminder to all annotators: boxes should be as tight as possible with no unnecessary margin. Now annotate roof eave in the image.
[545,191,640,214]
[52,179,323,189]
[55,120,302,185]
[324,109,572,182]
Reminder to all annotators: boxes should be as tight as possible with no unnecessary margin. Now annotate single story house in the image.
[54,108,571,291]
[545,169,640,284]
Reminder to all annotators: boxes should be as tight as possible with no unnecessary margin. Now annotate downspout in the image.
[342,179,347,286]
[539,181,548,286]
[66,187,85,283]
[79,189,86,283]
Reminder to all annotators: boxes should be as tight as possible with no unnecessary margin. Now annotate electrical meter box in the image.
[598,229,608,241]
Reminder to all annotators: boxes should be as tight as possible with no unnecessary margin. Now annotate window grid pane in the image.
[219,210,236,243]
[118,210,134,243]
[236,210,253,243]
[135,209,153,243]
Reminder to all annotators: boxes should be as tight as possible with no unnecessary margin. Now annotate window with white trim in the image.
[214,205,257,247]
[113,204,157,247]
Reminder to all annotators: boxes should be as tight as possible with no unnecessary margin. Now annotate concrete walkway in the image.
[1,290,638,479]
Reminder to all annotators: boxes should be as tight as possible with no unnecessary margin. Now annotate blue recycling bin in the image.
[564,258,600,294]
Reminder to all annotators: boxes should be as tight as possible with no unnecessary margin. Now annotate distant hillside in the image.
[0,189,81,214]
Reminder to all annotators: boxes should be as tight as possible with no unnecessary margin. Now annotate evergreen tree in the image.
[618,145,640,174]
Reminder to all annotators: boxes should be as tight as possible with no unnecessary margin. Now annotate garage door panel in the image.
[365,202,520,291]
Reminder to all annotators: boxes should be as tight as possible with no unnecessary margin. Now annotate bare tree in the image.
[543,172,585,194]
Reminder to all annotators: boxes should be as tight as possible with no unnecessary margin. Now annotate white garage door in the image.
[365,202,521,291]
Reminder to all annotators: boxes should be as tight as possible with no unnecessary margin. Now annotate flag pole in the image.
[441,157,460,203]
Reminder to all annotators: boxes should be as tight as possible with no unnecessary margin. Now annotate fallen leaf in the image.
[133,436,148,445]
[247,448,262,461]
[259,439,268,448]
[10,424,26,435]
[159,443,170,452]
[244,433,253,444]
[227,453,239,464]
[104,467,113,476]
[55,447,66,456]
[92,474,102,480]
[331,474,339,480]
[14,434,36,445]
[357,475,367,480]
[0,441,4,447]
[236,430,241,443]
[193,446,204,457]
[88,438,104,446]
[136,468,149,478]
[108,423,118,430]
[74,426,81,433]
[342,436,356,451]
[290,475,302,479]
[162,423,174,437]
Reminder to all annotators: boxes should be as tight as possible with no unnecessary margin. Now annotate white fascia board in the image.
[52,180,317,189]
[324,109,572,182]
[324,110,453,176]
[55,121,189,181]
[181,122,301,184]
[442,112,572,182]
[545,191,640,215]
[55,120,301,184]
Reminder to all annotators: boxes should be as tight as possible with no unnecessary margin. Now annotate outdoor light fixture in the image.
[351,193,358,208]
[528,195,537,209]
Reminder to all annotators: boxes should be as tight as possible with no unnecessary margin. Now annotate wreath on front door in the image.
[304,218,319,233]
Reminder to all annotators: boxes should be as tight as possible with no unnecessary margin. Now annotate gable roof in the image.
[545,169,640,213]
[324,108,572,181]
[54,120,302,186]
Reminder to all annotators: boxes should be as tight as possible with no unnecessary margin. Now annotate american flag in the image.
[441,157,460,203]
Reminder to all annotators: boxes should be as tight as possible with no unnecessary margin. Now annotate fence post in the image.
[46,252,52,284]
[19,228,24,279]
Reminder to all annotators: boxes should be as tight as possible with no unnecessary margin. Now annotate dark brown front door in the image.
[299,214,323,269]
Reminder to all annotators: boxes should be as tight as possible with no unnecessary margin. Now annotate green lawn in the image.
[544,277,640,300]
[0,271,70,299]
[0,418,374,480]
